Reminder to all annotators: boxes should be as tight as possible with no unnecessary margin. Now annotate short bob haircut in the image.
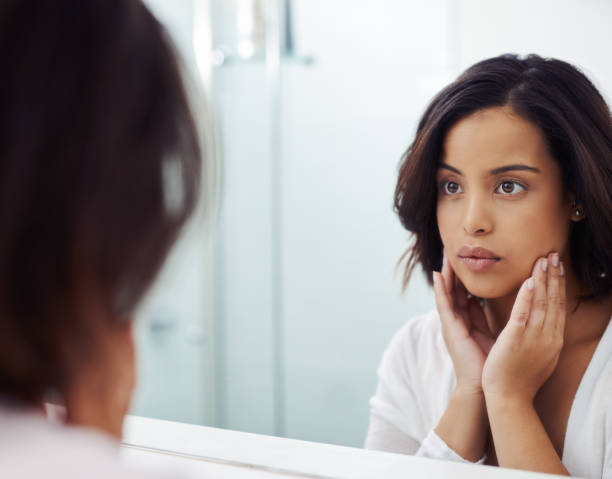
[0,0,201,403]
[395,54,612,299]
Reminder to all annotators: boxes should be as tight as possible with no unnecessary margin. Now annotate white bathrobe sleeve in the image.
[365,312,486,464]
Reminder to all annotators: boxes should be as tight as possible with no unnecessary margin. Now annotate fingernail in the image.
[527,277,535,290]
[551,253,559,267]
[433,271,438,284]
[560,262,565,276]
[541,259,548,272]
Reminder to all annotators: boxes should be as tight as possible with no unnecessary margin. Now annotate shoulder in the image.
[0,410,175,479]
[377,309,450,380]
[577,342,612,476]
[395,309,442,342]
[590,320,612,409]
[565,320,612,471]
[381,310,445,361]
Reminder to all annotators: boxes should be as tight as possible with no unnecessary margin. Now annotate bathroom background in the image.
[131,0,612,448]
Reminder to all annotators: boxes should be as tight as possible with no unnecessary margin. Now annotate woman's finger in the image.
[442,253,468,313]
[433,271,454,319]
[433,271,468,336]
[528,257,548,331]
[507,276,535,331]
[554,260,567,338]
[543,252,563,335]
[441,253,454,296]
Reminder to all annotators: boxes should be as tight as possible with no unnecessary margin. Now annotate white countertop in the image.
[121,416,565,479]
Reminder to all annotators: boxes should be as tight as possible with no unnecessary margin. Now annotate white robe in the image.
[365,310,612,478]
[0,402,176,478]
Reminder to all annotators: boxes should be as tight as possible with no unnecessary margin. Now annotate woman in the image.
[366,54,612,477]
[0,0,202,476]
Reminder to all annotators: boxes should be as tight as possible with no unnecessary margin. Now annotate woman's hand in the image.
[481,253,570,474]
[433,254,496,394]
[482,252,566,404]
[432,254,495,461]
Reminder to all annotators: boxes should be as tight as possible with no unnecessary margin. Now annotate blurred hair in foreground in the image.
[0,0,204,405]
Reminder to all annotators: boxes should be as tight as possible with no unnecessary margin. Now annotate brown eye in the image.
[496,181,525,195]
[444,181,462,195]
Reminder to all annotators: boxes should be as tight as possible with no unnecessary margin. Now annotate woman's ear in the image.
[569,194,586,222]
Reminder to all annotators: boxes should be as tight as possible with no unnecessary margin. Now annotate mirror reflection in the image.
[132,0,612,465]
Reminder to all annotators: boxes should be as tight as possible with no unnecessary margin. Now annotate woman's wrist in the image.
[434,385,489,462]
[454,382,485,398]
[450,386,488,423]
[484,391,534,415]
[483,391,568,473]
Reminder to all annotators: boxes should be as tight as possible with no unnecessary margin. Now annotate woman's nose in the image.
[462,195,492,236]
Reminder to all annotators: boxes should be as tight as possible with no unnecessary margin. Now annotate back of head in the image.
[0,0,201,405]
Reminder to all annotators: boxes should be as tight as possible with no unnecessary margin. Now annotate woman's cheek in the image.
[436,203,460,243]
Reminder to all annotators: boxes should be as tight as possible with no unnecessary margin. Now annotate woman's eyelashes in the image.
[440,180,462,195]
[495,180,526,195]
[437,179,528,196]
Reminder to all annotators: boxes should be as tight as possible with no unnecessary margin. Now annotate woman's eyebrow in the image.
[438,164,462,175]
[438,163,541,175]
[490,164,541,174]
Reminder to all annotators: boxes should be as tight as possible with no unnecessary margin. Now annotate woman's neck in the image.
[483,292,516,335]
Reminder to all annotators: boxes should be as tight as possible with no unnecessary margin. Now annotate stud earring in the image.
[571,200,583,218]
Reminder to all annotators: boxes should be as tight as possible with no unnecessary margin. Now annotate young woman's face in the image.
[436,106,573,299]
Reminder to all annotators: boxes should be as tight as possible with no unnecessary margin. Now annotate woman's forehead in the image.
[440,106,556,175]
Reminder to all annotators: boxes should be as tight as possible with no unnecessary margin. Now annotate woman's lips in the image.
[459,256,500,272]
[457,246,501,272]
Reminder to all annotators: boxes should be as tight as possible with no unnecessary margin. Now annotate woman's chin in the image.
[461,278,520,300]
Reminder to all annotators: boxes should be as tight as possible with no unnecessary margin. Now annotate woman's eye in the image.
[443,181,462,195]
[496,181,525,195]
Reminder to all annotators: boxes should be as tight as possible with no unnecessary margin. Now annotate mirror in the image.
[130,0,612,449]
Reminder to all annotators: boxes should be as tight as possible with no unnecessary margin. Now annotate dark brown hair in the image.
[0,0,202,403]
[394,54,612,298]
